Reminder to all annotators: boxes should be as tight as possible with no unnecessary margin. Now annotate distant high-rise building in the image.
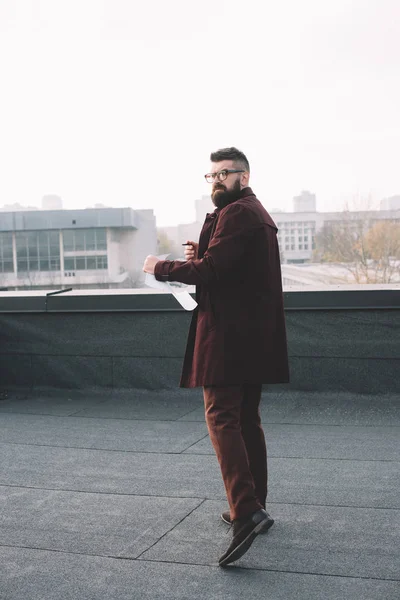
[41,195,63,210]
[195,195,213,222]
[293,190,316,213]
[380,195,400,211]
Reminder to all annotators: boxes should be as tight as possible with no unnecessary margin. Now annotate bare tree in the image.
[314,213,400,283]
[364,221,400,283]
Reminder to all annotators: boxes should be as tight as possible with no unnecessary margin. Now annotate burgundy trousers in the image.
[203,384,267,521]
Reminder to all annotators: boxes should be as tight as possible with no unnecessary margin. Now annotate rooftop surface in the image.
[0,387,399,599]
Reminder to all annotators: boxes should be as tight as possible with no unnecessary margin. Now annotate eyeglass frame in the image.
[204,169,245,183]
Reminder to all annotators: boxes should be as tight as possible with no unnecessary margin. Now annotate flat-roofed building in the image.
[0,207,157,290]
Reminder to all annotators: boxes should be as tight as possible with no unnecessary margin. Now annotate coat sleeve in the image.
[154,203,258,285]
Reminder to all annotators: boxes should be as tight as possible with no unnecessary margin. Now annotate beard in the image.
[211,178,242,209]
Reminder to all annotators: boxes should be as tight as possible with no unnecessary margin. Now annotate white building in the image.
[0,207,157,290]
[380,195,400,211]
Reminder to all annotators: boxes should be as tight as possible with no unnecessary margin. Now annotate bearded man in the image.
[143,147,289,567]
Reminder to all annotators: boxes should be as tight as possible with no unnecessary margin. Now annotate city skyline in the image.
[2,189,399,221]
[0,0,399,226]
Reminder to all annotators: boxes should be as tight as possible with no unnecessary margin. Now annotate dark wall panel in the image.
[113,357,183,389]
[282,357,399,394]
[0,313,191,358]
[31,356,113,389]
[285,311,399,359]
[0,354,32,388]
[0,307,399,393]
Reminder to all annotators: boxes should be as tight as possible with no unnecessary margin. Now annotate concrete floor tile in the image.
[1,443,398,508]
[1,547,399,600]
[0,413,208,453]
[141,500,400,580]
[184,424,400,461]
[0,486,201,558]
[73,389,202,421]
[179,391,400,426]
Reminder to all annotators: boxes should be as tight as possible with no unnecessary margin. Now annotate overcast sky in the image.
[0,0,399,225]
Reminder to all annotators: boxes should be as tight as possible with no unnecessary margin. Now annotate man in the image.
[143,147,289,567]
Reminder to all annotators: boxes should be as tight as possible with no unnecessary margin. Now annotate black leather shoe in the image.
[218,509,274,567]
[221,510,272,534]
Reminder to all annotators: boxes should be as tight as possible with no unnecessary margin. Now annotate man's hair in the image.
[210,147,250,172]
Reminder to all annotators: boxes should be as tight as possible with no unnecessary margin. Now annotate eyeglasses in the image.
[204,169,245,183]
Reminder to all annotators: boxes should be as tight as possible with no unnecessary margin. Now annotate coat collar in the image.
[239,186,255,199]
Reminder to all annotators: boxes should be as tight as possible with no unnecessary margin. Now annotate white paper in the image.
[144,272,169,291]
[166,283,198,311]
[144,255,198,311]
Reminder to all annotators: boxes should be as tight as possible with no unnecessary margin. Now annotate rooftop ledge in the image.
[0,285,399,313]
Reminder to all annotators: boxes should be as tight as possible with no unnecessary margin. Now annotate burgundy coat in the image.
[154,187,289,388]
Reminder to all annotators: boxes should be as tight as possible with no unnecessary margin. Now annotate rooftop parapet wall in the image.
[0,287,399,394]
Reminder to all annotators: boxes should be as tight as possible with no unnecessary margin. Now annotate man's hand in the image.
[184,240,199,261]
[142,255,160,274]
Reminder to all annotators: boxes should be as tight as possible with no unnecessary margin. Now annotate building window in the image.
[64,258,75,271]
[76,257,86,270]
[304,236,308,242]
[304,244,309,250]
[299,236,303,242]
[97,255,108,269]
[63,228,107,252]
[63,255,108,271]
[0,233,14,273]
[16,231,60,273]
[86,257,97,269]
[299,244,303,250]
[291,244,295,250]
[285,245,289,251]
